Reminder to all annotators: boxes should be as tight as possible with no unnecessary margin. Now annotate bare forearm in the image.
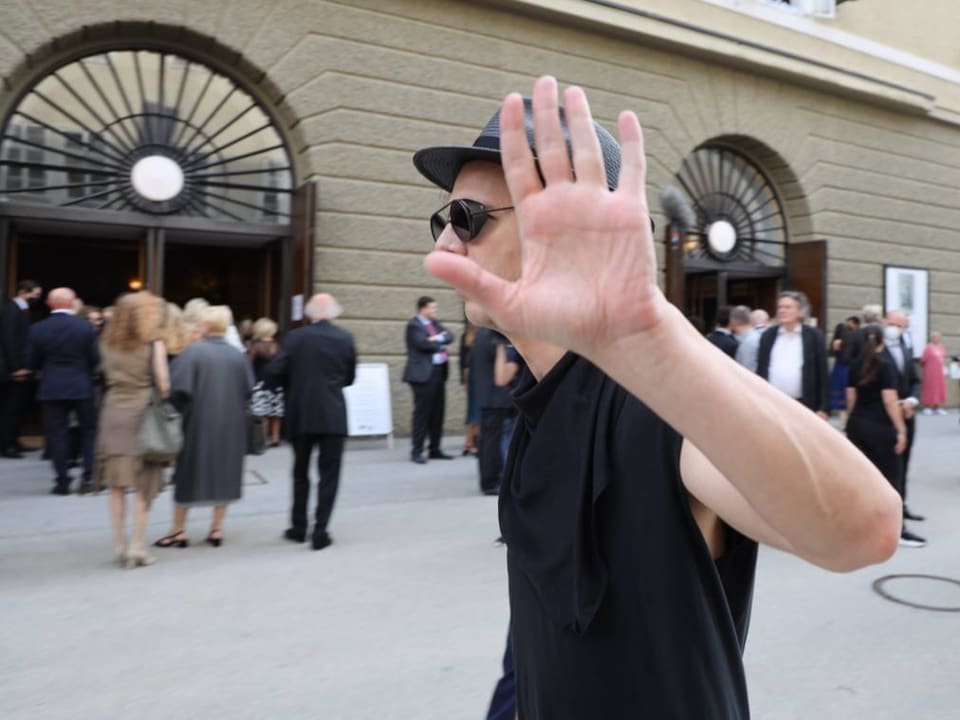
[883,397,906,433]
[590,302,901,570]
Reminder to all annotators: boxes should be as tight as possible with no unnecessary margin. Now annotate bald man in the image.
[29,288,100,494]
[266,293,357,550]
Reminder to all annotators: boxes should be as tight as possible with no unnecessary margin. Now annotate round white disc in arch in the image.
[707,220,737,255]
[131,155,185,202]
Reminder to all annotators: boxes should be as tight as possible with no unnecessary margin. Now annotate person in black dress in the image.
[845,326,919,546]
[248,318,284,447]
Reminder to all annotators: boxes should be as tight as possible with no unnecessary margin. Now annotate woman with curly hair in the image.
[97,291,170,568]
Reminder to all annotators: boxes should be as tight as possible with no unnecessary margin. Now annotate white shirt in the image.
[768,325,804,400]
[887,343,905,373]
[419,316,448,365]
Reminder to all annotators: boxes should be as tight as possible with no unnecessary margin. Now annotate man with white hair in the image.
[750,308,770,331]
[267,293,357,551]
[28,287,100,494]
[861,304,883,327]
[756,291,829,417]
[730,305,760,373]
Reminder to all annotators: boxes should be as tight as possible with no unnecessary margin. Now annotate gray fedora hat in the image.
[413,98,622,192]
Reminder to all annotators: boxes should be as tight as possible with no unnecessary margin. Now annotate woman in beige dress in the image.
[97,291,170,568]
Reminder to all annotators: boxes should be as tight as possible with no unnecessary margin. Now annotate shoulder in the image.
[30,316,54,334]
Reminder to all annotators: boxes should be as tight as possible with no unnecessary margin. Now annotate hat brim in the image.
[413,146,503,193]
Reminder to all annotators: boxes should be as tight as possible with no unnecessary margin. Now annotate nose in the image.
[433,224,467,255]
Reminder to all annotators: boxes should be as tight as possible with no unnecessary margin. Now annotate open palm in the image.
[424,78,668,359]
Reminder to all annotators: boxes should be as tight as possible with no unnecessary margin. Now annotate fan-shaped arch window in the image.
[0,49,293,222]
[675,145,787,267]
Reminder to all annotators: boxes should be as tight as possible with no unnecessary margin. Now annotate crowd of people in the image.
[0,283,356,566]
[703,296,943,549]
[1,80,948,719]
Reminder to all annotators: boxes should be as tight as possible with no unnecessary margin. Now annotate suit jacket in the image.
[882,341,921,401]
[402,316,455,384]
[28,312,100,401]
[756,324,828,413]
[0,299,31,379]
[706,329,738,359]
[266,320,357,437]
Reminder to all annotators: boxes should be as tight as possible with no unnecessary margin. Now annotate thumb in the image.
[424,251,513,315]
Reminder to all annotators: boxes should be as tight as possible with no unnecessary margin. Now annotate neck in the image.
[782,321,800,331]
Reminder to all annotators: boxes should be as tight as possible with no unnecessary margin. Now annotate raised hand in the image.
[424,76,668,360]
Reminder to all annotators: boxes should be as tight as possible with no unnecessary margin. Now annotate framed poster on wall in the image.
[883,265,928,351]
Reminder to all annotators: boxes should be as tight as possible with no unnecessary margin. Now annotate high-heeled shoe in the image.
[125,548,157,568]
[205,530,223,547]
[154,531,189,548]
[114,545,127,566]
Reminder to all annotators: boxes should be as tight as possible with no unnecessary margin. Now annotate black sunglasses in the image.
[430,199,514,243]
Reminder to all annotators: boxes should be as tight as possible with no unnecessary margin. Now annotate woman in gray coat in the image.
[154,305,254,548]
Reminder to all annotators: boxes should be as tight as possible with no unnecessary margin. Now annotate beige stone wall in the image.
[2,0,960,429]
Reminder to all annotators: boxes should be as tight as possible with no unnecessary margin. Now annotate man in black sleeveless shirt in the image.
[413,77,902,718]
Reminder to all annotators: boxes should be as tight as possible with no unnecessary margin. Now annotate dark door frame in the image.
[1,199,296,321]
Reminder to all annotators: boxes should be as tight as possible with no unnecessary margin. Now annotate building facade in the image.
[2,0,959,432]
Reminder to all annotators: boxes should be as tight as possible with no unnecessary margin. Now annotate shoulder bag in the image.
[139,343,183,463]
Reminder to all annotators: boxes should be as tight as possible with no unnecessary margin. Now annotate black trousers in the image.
[43,399,96,486]
[900,414,916,501]
[409,364,447,456]
[846,414,903,497]
[291,434,345,535]
[478,407,511,493]
[0,380,31,451]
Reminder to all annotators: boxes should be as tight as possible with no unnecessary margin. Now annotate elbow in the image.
[824,488,902,572]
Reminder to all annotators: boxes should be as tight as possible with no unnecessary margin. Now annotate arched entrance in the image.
[0,46,311,326]
[663,138,825,327]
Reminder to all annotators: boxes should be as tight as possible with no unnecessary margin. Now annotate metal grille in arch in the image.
[675,145,787,266]
[0,49,293,222]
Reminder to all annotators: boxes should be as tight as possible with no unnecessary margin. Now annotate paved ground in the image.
[1,416,959,719]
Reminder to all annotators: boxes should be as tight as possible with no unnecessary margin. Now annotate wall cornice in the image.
[479,0,960,125]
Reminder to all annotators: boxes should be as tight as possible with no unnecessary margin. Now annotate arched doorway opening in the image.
[0,45,310,328]
[663,137,824,328]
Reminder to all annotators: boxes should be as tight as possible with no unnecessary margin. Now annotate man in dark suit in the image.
[882,309,926,546]
[0,279,42,458]
[706,305,738,359]
[29,287,100,494]
[402,296,456,464]
[756,291,829,417]
[267,293,357,551]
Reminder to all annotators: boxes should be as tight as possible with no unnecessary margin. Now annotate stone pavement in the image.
[1,416,959,720]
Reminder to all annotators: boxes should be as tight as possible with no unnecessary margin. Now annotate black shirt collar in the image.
[512,351,579,425]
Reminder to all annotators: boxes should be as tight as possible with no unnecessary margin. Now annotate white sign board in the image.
[343,363,394,437]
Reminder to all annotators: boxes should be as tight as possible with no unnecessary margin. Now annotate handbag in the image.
[138,342,183,463]
[246,411,266,456]
[140,389,183,463]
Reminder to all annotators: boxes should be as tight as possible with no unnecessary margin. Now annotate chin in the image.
[465,301,497,331]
